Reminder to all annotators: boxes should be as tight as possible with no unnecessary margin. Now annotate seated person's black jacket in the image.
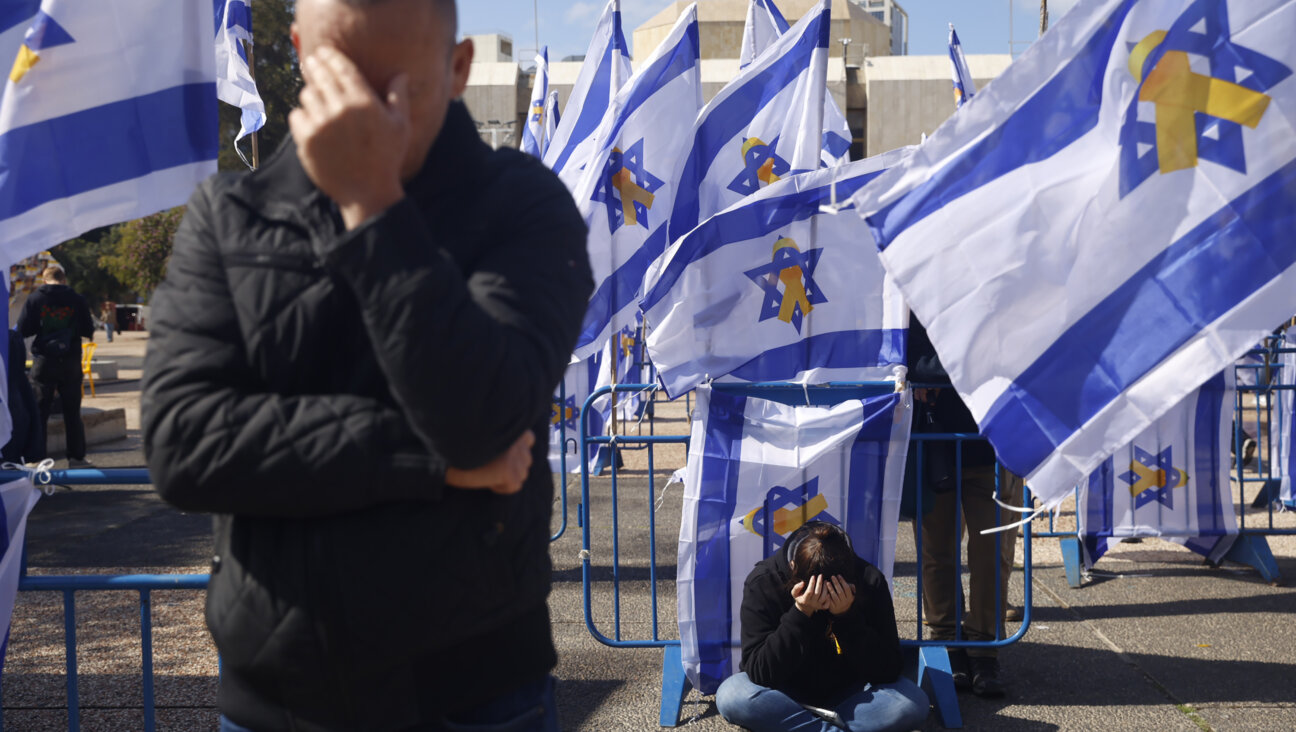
[738,525,905,708]
[141,101,593,731]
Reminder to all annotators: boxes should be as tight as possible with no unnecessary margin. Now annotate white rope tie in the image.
[2,459,57,494]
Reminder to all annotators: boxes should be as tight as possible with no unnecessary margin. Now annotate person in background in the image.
[17,265,95,468]
[2,328,44,464]
[101,300,118,343]
[716,521,930,732]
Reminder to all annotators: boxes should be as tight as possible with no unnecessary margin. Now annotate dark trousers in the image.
[917,466,1023,658]
[32,356,85,460]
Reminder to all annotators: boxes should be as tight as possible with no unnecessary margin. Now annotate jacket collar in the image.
[229,100,489,223]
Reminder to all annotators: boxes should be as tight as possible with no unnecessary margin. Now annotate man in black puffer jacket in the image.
[141,1,592,730]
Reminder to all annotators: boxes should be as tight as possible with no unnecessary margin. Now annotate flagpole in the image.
[244,38,261,169]
[1040,0,1048,35]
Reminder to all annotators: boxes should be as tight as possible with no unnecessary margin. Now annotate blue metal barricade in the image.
[578,383,1035,729]
[0,468,210,732]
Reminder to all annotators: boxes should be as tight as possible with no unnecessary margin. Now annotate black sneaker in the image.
[970,656,1006,698]
[947,648,972,691]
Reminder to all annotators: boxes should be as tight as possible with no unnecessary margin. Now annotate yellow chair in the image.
[81,342,96,398]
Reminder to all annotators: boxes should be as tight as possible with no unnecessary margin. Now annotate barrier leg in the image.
[1060,537,1084,588]
[1222,534,1282,585]
[591,446,624,477]
[659,645,691,727]
[1250,479,1282,509]
[916,646,962,729]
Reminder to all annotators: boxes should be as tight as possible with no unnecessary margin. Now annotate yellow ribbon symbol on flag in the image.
[773,238,814,326]
[1129,31,1272,175]
[742,138,783,186]
[610,147,655,228]
[742,493,829,537]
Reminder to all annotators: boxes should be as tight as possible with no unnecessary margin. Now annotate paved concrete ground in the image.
[5,333,1295,730]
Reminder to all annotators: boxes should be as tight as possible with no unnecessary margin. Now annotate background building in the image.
[462,0,1010,159]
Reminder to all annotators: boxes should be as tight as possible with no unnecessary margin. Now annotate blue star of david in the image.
[746,478,842,553]
[552,395,580,433]
[1118,0,1293,197]
[728,137,791,196]
[743,244,827,334]
[1118,445,1186,510]
[589,138,664,233]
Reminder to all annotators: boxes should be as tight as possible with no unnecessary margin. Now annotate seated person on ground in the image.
[717,521,930,732]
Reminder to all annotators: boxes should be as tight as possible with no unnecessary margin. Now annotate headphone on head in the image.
[784,521,854,565]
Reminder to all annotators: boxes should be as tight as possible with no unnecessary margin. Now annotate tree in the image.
[56,230,132,306]
[105,208,185,300]
[217,0,302,171]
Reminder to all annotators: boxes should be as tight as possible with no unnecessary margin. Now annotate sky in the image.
[460,0,1083,66]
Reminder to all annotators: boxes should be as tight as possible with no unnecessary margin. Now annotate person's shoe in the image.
[1005,605,1024,622]
[970,656,1006,698]
[67,457,93,469]
[947,648,972,691]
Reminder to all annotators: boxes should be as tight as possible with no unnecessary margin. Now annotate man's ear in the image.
[449,38,474,98]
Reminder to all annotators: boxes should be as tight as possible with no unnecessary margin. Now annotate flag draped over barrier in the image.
[668,0,830,242]
[947,23,976,108]
[1077,371,1238,567]
[739,0,850,167]
[852,0,1296,506]
[677,386,912,694]
[0,476,44,672]
[0,0,219,264]
[521,46,549,158]
[543,0,631,188]
[1275,340,1296,507]
[642,149,912,399]
[214,0,264,163]
[549,356,606,474]
[569,4,701,362]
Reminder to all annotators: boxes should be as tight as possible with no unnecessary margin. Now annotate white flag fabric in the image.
[520,46,549,158]
[0,0,218,264]
[1077,371,1238,566]
[740,0,850,167]
[642,148,912,399]
[214,0,264,164]
[569,4,701,361]
[948,23,976,108]
[852,0,1296,507]
[677,386,912,694]
[0,476,44,672]
[549,356,607,474]
[542,0,631,189]
[668,0,830,242]
[1274,340,1296,506]
[544,90,561,149]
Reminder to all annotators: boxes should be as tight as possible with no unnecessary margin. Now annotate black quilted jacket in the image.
[141,102,592,731]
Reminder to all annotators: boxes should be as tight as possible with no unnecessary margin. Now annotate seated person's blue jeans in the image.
[219,675,559,732]
[716,671,929,732]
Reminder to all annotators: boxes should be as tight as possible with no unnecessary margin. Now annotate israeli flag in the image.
[0,475,41,673]
[642,148,912,399]
[568,4,701,362]
[669,0,830,242]
[852,0,1296,507]
[0,0,40,83]
[740,0,851,166]
[1274,341,1296,506]
[677,386,913,694]
[1078,371,1238,567]
[549,355,606,474]
[214,0,264,166]
[0,0,218,264]
[948,23,976,108]
[520,46,549,158]
[542,0,631,189]
[544,90,561,147]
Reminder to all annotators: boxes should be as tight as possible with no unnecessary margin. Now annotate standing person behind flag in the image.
[908,318,1020,697]
[18,265,94,468]
[141,0,593,730]
[100,300,117,343]
[716,521,929,732]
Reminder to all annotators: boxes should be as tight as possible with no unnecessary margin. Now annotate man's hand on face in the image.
[289,46,411,231]
[446,430,536,496]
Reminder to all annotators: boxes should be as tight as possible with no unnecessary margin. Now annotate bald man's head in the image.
[292,0,473,180]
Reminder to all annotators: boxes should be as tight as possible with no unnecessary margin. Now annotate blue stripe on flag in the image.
[1193,373,1229,535]
[867,1,1137,250]
[550,15,626,175]
[982,158,1296,477]
[668,6,829,238]
[822,131,851,160]
[1083,457,1115,563]
[577,225,669,350]
[596,22,699,149]
[0,1,39,34]
[694,390,747,694]
[644,168,886,313]
[0,83,218,221]
[727,329,906,382]
[845,394,899,567]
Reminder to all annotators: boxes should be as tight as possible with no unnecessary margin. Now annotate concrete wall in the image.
[863,54,1011,156]
[463,62,523,149]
